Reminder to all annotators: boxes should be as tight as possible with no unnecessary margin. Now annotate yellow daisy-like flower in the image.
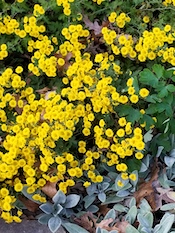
[139,88,149,98]
[83,181,91,188]
[143,16,150,23]
[117,180,124,187]
[135,152,144,160]
[129,173,137,181]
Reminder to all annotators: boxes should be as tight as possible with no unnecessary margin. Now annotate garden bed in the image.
[1,0,175,232]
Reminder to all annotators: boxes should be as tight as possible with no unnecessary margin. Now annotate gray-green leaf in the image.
[53,190,66,204]
[38,213,52,225]
[48,216,62,233]
[40,203,53,214]
[64,194,80,208]
[62,222,89,233]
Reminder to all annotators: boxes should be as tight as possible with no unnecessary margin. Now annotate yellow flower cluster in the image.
[135,26,175,62]
[163,0,175,6]
[56,0,75,16]
[0,16,19,34]
[102,27,136,59]
[0,187,22,223]
[61,24,89,56]
[108,12,131,28]
[20,16,46,38]
[0,14,45,39]
[92,0,105,5]
[33,4,45,17]
[1,0,173,222]
[28,36,55,77]
[103,12,175,65]
[0,44,8,60]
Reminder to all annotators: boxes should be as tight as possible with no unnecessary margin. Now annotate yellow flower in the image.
[68,168,76,177]
[0,188,9,197]
[83,181,91,188]
[139,88,149,98]
[105,128,114,137]
[14,183,23,192]
[129,173,137,181]
[82,128,91,136]
[15,66,23,74]
[117,180,124,187]
[99,119,105,127]
[3,202,11,211]
[140,109,145,114]
[118,117,127,127]
[57,58,65,66]
[121,172,128,180]
[95,54,103,63]
[135,152,144,160]
[130,94,139,104]
[9,100,16,108]
[85,157,93,165]
[143,16,150,23]
[96,175,103,183]
[116,128,125,137]
[164,24,171,32]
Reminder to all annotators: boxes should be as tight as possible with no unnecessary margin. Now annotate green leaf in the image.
[133,0,144,5]
[145,104,157,114]
[157,87,168,98]
[126,108,141,123]
[154,213,175,233]
[140,69,158,87]
[170,119,175,133]
[114,105,133,116]
[155,102,167,113]
[166,84,175,92]
[62,222,89,233]
[152,64,164,79]
[125,158,141,172]
[145,94,161,103]
[53,204,63,216]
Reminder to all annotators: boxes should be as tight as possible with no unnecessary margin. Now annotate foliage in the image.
[0,0,175,232]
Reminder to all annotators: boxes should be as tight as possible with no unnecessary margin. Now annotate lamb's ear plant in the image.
[38,190,89,233]
[83,181,110,209]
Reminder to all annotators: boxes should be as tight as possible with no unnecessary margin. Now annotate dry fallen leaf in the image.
[83,15,102,35]
[36,87,50,94]
[115,221,129,233]
[19,196,39,212]
[74,212,96,233]
[96,218,125,232]
[134,164,159,210]
[41,181,57,198]
[98,204,111,217]
[96,218,114,229]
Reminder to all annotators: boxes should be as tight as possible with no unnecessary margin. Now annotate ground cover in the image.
[1,0,175,232]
